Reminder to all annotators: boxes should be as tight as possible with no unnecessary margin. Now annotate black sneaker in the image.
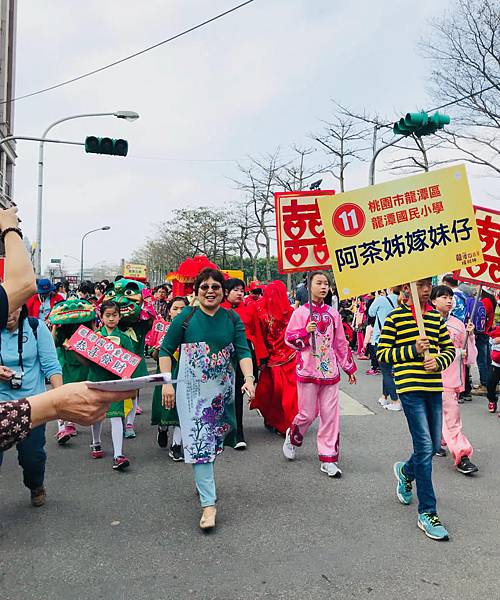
[157,427,169,448]
[435,447,447,457]
[456,456,479,475]
[169,444,184,462]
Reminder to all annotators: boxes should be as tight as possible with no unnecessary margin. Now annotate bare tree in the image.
[233,150,287,280]
[312,111,370,191]
[421,0,500,176]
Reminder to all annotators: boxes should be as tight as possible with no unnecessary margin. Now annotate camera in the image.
[9,371,23,390]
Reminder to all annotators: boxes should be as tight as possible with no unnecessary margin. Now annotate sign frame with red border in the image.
[275,189,335,274]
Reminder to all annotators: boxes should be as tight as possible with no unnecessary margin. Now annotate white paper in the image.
[86,373,178,391]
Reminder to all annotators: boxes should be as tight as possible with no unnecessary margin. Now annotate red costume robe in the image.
[250,282,298,434]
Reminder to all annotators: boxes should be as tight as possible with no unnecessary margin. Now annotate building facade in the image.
[0,0,17,207]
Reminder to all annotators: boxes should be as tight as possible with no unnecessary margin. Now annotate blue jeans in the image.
[0,425,46,490]
[379,360,398,401]
[475,333,491,386]
[193,462,216,507]
[399,392,442,514]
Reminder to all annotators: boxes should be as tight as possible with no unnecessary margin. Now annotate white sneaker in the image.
[378,396,390,407]
[282,428,296,460]
[385,401,402,411]
[320,462,342,477]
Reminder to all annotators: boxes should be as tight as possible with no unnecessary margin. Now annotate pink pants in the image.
[290,382,340,463]
[442,390,473,465]
[356,331,365,354]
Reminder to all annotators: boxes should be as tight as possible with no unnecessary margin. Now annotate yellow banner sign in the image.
[318,165,483,300]
[123,263,147,280]
[221,269,245,280]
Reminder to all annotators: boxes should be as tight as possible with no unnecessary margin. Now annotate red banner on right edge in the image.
[454,205,500,289]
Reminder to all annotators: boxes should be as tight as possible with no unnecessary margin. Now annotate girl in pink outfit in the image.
[431,286,479,475]
[283,272,357,477]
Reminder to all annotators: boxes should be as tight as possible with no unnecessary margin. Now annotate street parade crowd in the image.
[1,241,499,540]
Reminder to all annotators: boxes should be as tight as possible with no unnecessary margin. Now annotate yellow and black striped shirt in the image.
[376,305,455,393]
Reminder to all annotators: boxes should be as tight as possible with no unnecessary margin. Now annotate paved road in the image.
[1,362,499,600]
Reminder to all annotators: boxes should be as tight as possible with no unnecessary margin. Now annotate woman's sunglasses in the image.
[199,283,222,292]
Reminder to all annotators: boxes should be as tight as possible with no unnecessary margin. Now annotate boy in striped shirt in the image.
[376,278,455,541]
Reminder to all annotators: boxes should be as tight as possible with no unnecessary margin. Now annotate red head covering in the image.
[261,280,292,322]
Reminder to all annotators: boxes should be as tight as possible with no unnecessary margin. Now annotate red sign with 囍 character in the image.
[68,326,141,379]
[454,205,500,289]
[145,317,170,349]
[275,190,335,274]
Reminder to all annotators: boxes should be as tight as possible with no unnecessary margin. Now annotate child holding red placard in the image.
[88,300,136,471]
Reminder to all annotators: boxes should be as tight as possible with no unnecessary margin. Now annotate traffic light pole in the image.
[368,135,404,185]
[35,112,122,277]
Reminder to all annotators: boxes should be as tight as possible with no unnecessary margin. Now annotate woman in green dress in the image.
[160,268,256,530]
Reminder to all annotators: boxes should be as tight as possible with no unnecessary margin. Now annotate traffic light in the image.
[393,111,450,137]
[85,136,128,156]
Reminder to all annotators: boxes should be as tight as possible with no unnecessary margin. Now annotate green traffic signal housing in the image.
[393,111,450,137]
[85,136,128,156]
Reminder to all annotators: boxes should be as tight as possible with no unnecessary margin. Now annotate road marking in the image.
[340,390,373,416]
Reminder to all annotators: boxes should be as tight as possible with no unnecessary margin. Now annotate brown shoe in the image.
[199,506,216,530]
[471,385,487,396]
[30,486,46,507]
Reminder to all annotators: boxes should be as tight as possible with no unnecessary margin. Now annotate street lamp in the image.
[80,226,111,283]
[35,110,139,277]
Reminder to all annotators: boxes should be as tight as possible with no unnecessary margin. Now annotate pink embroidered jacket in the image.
[442,315,478,392]
[285,302,356,385]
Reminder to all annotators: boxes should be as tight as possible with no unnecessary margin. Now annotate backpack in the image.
[451,289,468,323]
[465,297,486,333]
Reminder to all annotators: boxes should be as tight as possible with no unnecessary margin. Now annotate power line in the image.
[381,83,499,128]
[426,82,498,113]
[1,0,256,106]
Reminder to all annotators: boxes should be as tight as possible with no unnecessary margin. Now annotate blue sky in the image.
[11,0,495,273]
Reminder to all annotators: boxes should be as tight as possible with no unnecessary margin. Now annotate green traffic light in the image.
[84,136,128,156]
[393,111,450,137]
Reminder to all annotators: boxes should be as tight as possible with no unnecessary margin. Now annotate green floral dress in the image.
[159,307,251,461]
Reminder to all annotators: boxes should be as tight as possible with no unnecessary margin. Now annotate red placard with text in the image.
[68,326,141,379]
[145,317,170,349]
[454,205,500,289]
[275,190,335,274]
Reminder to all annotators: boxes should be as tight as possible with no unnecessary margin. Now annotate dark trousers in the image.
[368,343,379,371]
[475,333,491,386]
[379,360,398,401]
[460,365,472,398]
[234,341,258,442]
[487,366,500,404]
[400,392,442,514]
[0,425,46,490]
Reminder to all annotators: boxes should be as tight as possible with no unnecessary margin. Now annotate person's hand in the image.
[0,206,20,230]
[306,321,317,333]
[348,373,357,384]
[241,379,255,400]
[415,337,430,354]
[50,382,133,425]
[423,356,438,372]
[162,383,175,409]
[466,321,474,334]
[0,365,15,381]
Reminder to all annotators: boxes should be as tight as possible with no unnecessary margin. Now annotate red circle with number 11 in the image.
[332,203,366,237]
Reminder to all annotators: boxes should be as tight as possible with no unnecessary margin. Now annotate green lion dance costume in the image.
[49,297,96,383]
[49,297,97,444]
[102,278,153,379]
